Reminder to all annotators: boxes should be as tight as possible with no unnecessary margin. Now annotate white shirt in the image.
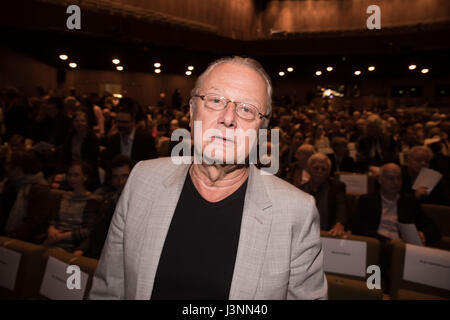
[377,193,400,240]
[120,128,135,158]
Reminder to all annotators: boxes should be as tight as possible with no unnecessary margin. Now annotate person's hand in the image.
[415,186,429,199]
[418,231,426,245]
[328,222,346,237]
[73,250,83,257]
[46,226,64,245]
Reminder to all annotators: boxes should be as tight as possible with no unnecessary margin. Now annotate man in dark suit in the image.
[351,163,441,246]
[103,104,157,167]
[301,153,349,237]
[328,137,357,176]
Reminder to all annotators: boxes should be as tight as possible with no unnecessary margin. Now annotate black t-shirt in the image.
[151,172,248,300]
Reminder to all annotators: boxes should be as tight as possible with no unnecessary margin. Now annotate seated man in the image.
[328,137,357,176]
[401,146,450,206]
[0,150,53,243]
[85,155,133,259]
[283,144,315,188]
[351,163,441,246]
[301,153,349,237]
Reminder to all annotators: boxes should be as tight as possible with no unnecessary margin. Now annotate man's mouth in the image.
[211,136,235,144]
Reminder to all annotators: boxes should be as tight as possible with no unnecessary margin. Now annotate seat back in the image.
[0,236,47,299]
[390,240,450,300]
[421,204,450,237]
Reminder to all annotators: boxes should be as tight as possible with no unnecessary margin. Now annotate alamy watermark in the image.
[169,121,280,175]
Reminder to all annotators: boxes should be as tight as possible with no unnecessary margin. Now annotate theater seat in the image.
[38,248,98,300]
[389,240,450,300]
[320,231,383,300]
[421,204,450,237]
[0,236,47,300]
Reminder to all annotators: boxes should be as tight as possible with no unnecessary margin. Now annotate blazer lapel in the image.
[135,162,190,299]
[229,165,273,299]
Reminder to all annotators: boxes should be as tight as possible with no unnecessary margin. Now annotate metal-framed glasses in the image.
[193,93,269,121]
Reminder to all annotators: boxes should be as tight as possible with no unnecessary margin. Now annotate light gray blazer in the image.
[89,157,327,300]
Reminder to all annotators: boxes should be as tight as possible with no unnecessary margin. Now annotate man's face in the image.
[190,63,267,164]
[111,165,131,194]
[379,165,402,195]
[408,150,430,174]
[308,160,330,185]
[116,112,135,135]
[292,132,304,147]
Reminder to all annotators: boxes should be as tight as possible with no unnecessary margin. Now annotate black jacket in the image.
[103,129,157,166]
[351,192,441,245]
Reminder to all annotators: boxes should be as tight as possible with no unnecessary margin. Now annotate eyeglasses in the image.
[193,93,269,121]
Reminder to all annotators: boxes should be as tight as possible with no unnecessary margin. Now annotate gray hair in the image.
[307,153,331,169]
[191,56,273,128]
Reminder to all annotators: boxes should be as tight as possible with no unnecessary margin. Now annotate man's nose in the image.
[219,102,237,128]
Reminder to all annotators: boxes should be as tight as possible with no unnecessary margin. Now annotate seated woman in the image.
[44,160,101,256]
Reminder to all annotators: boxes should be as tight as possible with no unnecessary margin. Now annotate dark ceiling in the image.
[1,0,450,79]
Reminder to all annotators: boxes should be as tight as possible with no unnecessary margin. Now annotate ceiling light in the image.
[69,62,77,68]
[59,54,68,61]
[116,66,124,71]
[315,71,322,76]
[368,66,375,71]
[279,71,285,76]
[421,68,429,74]
[409,64,417,70]
[185,71,192,76]
[287,67,294,72]
[354,70,361,75]
[187,66,194,71]
[326,67,333,72]
[154,69,161,74]
[154,62,161,68]
[112,58,120,65]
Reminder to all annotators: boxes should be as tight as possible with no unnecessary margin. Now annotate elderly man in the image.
[401,146,450,206]
[89,57,327,300]
[301,153,349,237]
[351,163,440,246]
[283,144,316,188]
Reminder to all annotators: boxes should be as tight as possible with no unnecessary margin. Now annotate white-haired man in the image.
[89,56,327,300]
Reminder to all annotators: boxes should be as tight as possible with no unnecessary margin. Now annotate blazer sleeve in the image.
[287,195,328,300]
[88,162,141,299]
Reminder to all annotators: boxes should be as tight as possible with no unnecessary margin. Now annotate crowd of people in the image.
[0,84,448,264]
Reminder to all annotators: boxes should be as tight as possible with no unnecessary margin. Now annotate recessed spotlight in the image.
[116,66,124,71]
[409,64,417,70]
[287,67,294,72]
[154,62,161,68]
[326,67,333,72]
[354,70,361,75]
[187,66,194,71]
[185,71,192,75]
[112,58,120,65]
[368,66,375,71]
[154,69,161,73]
[421,68,429,74]
[279,71,285,76]
[69,62,77,68]
[59,54,68,61]
[315,71,322,76]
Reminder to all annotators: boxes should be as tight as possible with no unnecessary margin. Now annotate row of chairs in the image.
[0,236,97,300]
[322,231,450,300]
[1,232,449,300]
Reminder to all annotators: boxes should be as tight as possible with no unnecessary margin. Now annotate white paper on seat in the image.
[339,174,368,194]
[321,237,367,277]
[412,167,442,194]
[39,256,88,300]
[0,247,21,290]
[403,244,450,291]
[398,223,424,246]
